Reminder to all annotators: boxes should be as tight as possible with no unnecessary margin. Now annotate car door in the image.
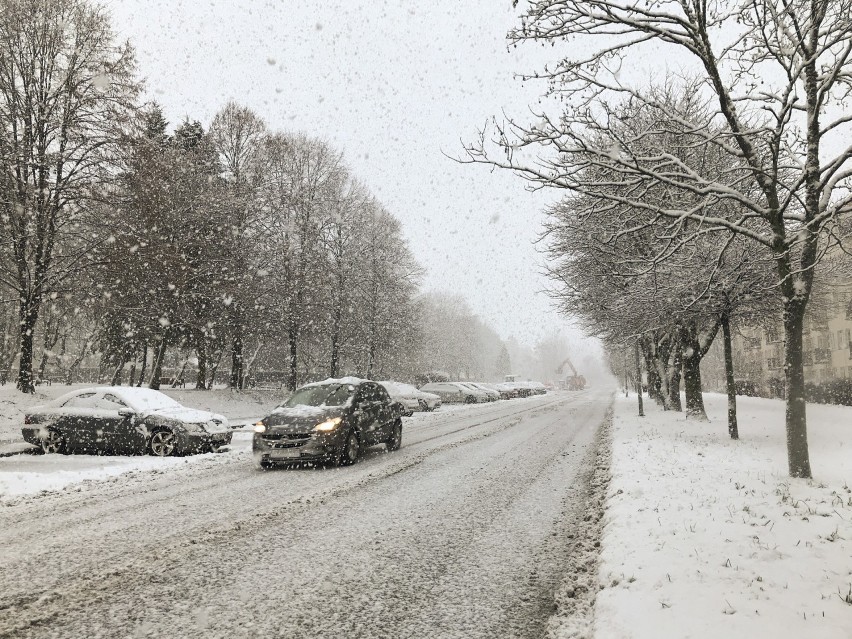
[100,393,145,453]
[372,385,395,440]
[448,383,465,402]
[354,383,382,445]
[57,392,99,451]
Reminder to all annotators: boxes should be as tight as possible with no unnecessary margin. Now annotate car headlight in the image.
[313,417,343,432]
[254,422,266,433]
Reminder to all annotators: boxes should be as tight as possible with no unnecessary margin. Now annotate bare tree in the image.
[0,0,139,392]
[209,102,266,389]
[468,1,852,477]
[257,133,344,390]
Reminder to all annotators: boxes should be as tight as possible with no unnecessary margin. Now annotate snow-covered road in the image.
[0,390,611,639]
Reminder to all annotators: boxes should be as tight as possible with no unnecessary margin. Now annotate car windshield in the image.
[119,389,183,412]
[283,384,354,408]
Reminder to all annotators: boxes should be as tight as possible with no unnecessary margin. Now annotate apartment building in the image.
[727,281,852,396]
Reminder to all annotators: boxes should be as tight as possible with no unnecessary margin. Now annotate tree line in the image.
[467,1,852,479]
[0,0,522,393]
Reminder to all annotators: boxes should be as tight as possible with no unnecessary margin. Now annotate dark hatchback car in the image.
[253,378,403,469]
[22,387,232,456]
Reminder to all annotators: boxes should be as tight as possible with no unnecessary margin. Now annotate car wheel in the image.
[418,399,427,412]
[148,429,178,457]
[256,458,274,470]
[386,420,402,452]
[40,428,66,454]
[465,395,476,404]
[337,430,360,466]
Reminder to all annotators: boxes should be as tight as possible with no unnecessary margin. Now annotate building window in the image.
[767,357,781,370]
[745,337,761,349]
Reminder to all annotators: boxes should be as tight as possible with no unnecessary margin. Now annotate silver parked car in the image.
[465,383,500,401]
[379,381,442,416]
[420,382,484,404]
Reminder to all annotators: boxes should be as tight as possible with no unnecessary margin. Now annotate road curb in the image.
[0,442,40,458]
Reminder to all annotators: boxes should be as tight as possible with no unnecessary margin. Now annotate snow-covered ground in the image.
[595,393,852,639]
[0,392,544,500]
[0,391,609,638]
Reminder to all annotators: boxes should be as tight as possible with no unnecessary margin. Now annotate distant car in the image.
[253,377,403,469]
[466,382,501,401]
[456,383,490,403]
[420,382,485,404]
[479,382,514,400]
[502,382,533,398]
[527,382,548,395]
[21,387,231,456]
[379,381,441,416]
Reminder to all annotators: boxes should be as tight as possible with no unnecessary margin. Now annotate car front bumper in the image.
[179,430,233,453]
[252,431,343,464]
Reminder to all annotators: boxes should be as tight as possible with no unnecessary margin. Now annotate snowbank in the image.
[594,393,852,639]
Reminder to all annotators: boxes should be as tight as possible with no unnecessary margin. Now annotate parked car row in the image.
[23,377,548,468]
[418,380,547,403]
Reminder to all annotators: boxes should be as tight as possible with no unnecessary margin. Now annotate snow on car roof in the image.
[39,386,181,412]
[95,386,181,410]
[301,376,367,388]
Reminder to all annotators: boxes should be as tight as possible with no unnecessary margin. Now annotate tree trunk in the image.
[782,300,812,478]
[640,338,662,404]
[330,304,342,378]
[230,332,243,390]
[667,346,682,412]
[110,350,129,386]
[148,339,168,390]
[172,359,188,387]
[366,337,376,380]
[16,298,41,394]
[196,338,208,390]
[682,353,707,420]
[634,339,644,417]
[137,343,148,387]
[243,343,263,387]
[36,349,50,382]
[66,337,92,385]
[208,347,223,389]
[288,325,299,391]
[721,313,739,440]
[128,357,137,387]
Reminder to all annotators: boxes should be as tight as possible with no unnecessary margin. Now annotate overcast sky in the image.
[107,0,591,351]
